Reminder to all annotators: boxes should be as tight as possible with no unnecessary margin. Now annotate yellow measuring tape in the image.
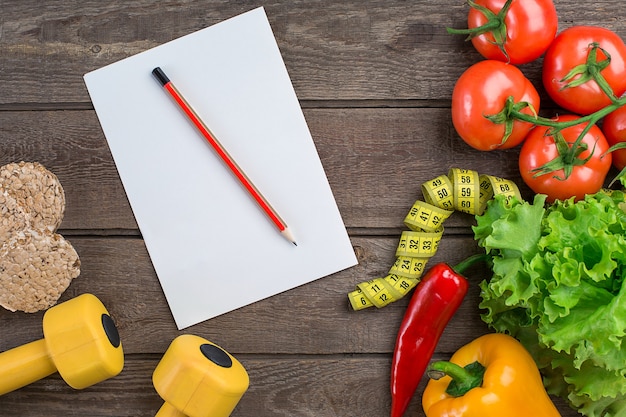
[347,168,521,310]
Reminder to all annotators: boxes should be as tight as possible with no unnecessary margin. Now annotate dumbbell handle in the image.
[0,339,56,396]
[155,402,187,417]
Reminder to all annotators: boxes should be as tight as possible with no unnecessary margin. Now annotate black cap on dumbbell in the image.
[101,314,121,348]
[200,344,232,368]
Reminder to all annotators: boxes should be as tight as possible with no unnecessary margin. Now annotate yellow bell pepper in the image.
[422,333,561,417]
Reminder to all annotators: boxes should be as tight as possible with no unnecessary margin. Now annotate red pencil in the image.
[152,67,297,246]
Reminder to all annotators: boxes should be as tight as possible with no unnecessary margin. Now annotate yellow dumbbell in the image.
[0,293,124,395]
[153,334,249,417]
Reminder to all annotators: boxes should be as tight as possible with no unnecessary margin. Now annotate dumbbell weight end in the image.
[0,294,124,396]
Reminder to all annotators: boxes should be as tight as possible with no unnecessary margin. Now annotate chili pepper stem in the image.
[428,360,486,398]
[452,253,490,275]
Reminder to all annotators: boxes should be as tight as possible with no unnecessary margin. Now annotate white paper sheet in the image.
[84,7,357,329]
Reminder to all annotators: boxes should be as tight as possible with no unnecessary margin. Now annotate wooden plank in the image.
[4,234,553,416]
[308,108,532,230]
[2,0,626,104]
[0,235,491,355]
[1,2,622,416]
[0,111,135,229]
[0,0,505,104]
[0,109,530,231]
[0,355,578,417]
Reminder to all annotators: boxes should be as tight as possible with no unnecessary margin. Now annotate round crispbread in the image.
[0,229,80,313]
[0,161,66,237]
[0,191,31,244]
[0,162,79,313]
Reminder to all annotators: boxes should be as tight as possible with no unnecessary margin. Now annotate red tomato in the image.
[452,60,540,151]
[467,0,558,64]
[519,115,612,202]
[543,26,626,115]
[602,106,626,170]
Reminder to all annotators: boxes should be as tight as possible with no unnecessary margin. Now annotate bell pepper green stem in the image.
[428,360,486,397]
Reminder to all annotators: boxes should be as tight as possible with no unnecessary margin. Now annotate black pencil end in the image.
[152,67,170,86]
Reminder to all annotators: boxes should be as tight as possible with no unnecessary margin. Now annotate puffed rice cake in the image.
[0,229,80,312]
[0,162,79,313]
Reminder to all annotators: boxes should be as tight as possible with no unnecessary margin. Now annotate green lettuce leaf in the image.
[475,191,626,417]
[474,193,545,260]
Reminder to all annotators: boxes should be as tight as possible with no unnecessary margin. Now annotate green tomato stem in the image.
[467,15,624,181]
[505,41,625,141]
[510,97,626,130]
[496,94,626,180]
[446,0,514,61]
[446,19,500,37]
[559,43,617,103]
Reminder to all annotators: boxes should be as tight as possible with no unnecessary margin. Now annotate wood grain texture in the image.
[0,355,576,417]
[0,0,616,416]
[1,0,625,104]
[0,109,529,231]
[0,235,489,354]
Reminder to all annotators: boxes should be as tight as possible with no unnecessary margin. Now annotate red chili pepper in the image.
[389,258,477,417]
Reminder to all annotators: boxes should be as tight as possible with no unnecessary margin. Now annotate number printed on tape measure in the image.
[478,176,495,213]
[389,256,429,278]
[348,287,371,310]
[450,168,480,214]
[348,273,420,310]
[404,200,452,232]
[396,229,443,258]
[357,278,393,308]
[422,174,454,210]
[385,274,418,295]
[489,176,519,199]
[348,168,523,310]
[477,174,521,215]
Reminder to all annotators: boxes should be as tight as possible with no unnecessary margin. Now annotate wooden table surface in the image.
[0,1,619,416]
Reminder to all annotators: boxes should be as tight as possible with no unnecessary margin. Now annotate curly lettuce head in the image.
[474,191,626,417]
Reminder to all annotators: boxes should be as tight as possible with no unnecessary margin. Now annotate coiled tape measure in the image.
[348,168,521,310]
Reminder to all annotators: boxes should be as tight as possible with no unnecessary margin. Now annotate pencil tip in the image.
[281,228,297,246]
